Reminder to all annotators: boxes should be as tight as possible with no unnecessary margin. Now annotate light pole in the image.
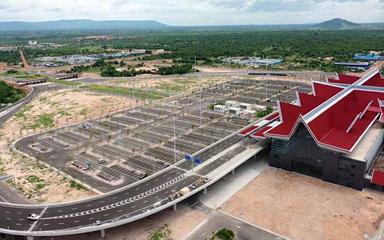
[173,115,177,164]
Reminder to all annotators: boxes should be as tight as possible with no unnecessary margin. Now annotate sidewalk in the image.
[200,151,269,209]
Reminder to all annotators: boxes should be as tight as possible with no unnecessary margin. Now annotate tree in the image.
[256,106,273,118]
[210,228,235,240]
[148,224,172,240]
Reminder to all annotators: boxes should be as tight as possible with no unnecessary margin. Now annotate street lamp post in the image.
[173,116,177,164]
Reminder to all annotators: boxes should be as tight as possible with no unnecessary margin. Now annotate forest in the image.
[0,30,383,72]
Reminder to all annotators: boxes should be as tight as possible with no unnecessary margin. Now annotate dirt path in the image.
[222,167,384,240]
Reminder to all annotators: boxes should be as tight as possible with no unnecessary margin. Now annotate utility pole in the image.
[173,115,177,163]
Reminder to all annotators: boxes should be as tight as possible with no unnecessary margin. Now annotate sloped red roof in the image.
[328,73,360,85]
[251,126,272,139]
[239,125,258,136]
[264,69,384,153]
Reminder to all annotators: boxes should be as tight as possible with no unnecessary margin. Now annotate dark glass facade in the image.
[269,124,366,190]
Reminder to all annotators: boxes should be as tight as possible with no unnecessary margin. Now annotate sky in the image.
[0,0,383,26]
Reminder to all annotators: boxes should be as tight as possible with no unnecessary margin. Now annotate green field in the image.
[48,78,82,86]
[80,84,168,99]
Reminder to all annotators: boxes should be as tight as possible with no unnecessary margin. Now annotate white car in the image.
[27,213,40,221]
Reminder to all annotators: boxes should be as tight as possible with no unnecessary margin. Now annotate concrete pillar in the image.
[26,237,34,240]
[100,229,106,238]
[231,169,235,175]
[203,188,207,195]
[173,203,177,211]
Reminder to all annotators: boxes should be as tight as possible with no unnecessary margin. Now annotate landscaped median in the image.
[48,78,83,86]
[79,84,169,100]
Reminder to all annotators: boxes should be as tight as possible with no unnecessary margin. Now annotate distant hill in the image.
[0,20,169,31]
[313,18,360,29]
[0,18,382,32]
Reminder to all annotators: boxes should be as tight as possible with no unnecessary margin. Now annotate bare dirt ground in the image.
[222,167,384,240]
[40,205,208,240]
[102,74,230,91]
[0,89,139,203]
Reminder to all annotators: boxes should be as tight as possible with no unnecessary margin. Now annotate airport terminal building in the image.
[243,69,384,190]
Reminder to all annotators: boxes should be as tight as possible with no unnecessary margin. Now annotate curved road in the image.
[0,81,266,238]
[0,127,260,237]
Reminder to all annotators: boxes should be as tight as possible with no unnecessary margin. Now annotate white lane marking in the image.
[43,174,188,220]
[27,206,48,232]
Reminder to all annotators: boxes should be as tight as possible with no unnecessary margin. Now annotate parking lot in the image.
[14,78,311,192]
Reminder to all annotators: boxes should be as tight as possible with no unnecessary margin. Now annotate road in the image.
[0,84,63,125]
[186,211,284,240]
[0,77,271,237]
[0,182,34,205]
[0,131,264,237]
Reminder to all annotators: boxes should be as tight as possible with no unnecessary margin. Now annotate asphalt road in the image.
[186,211,284,240]
[0,182,33,205]
[0,78,270,236]
[0,167,194,232]
[0,132,254,236]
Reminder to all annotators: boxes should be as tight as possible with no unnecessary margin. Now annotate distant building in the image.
[28,40,37,46]
[353,53,384,61]
[334,62,370,70]
[225,100,239,108]
[225,57,283,67]
[213,105,226,113]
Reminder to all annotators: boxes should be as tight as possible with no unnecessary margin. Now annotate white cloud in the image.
[0,0,383,25]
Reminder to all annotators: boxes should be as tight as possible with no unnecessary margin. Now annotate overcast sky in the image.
[1,0,383,25]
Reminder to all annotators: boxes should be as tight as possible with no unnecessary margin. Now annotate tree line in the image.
[0,81,26,107]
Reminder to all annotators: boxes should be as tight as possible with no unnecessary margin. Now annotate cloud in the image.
[0,0,383,25]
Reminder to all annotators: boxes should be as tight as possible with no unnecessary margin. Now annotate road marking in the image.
[42,174,187,220]
[27,206,48,232]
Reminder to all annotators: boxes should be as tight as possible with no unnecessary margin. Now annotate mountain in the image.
[313,18,360,29]
[0,18,382,32]
[0,20,169,31]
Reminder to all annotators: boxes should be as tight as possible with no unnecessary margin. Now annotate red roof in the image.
[264,69,384,153]
[239,125,259,136]
[372,170,384,186]
[239,112,280,136]
[328,73,360,85]
[251,126,272,139]
[265,112,280,121]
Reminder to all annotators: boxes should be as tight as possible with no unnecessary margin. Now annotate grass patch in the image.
[79,108,88,116]
[14,105,32,119]
[26,175,42,183]
[58,109,70,116]
[80,84,168,100]
[30,113,54,129]
[26,175,46,191]
[69,180,87,190]
[156,83,185,92]
[35,182,46,191]
[48,79,82,86]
